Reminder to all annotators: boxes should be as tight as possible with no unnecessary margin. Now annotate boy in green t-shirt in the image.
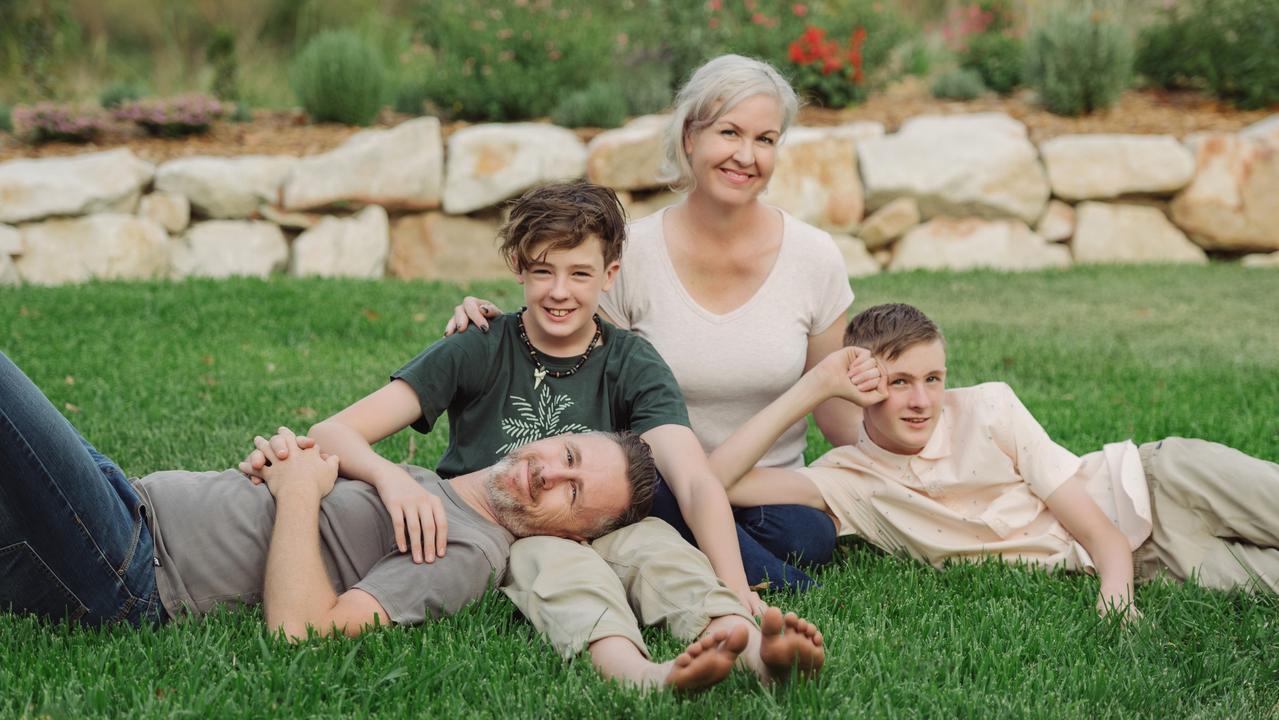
[245,181,835,691]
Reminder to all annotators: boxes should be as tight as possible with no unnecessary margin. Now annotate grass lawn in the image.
[1,264,1277,718]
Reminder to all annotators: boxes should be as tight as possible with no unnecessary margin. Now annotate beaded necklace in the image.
[515,307,603,389]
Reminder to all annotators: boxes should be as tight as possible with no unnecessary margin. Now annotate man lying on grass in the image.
[0,351,655,640]
[712,303,1279,617]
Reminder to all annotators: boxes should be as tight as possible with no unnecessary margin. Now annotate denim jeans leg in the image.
[646,472,818,592]
[733,504,837,569]
[0,352,160,626]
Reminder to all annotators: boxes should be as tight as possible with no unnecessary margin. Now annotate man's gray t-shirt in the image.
[131,465,514,624]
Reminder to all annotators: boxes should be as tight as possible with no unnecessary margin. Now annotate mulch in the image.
[1,80,1273,164]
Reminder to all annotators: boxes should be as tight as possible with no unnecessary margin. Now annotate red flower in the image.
[792,3,808,16]
[708,0,722,10]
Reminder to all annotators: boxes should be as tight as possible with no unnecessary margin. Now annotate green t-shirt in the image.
[392,313,689,478]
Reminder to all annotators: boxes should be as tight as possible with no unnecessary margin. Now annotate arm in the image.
[710,346,883,488]
[726,467,827,510]
[257,429,392,640]
[807,321,866,448]
[1043,475,1138,620]
[642,423,762,614]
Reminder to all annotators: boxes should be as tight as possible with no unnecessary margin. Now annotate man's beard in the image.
[484,450,540,537]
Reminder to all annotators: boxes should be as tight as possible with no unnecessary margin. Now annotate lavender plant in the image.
[114,94,227,137]
[12,102,106,143]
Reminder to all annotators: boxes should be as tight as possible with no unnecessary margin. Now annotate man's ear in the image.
[600,260,621,292]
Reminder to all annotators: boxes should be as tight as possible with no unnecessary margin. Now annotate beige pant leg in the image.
[501,535,648,660]
[590,517,752,642]
[1141,438,1279,593]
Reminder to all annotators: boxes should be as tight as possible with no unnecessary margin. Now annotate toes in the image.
[760,606,784,635]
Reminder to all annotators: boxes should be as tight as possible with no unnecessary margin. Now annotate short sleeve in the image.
[599,274,631,329]
[354,541,505,625]
[390,330,488,434]
[807,230,855,336]
[985,383,1082,501]
[616,335,691,435]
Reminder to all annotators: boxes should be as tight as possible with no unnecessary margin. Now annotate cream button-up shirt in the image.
[800,382,1152,572]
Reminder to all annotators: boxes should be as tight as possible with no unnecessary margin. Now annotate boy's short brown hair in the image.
[498,181,627,272]
[844,303,945,360]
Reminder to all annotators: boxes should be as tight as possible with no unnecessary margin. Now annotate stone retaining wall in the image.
[3,112,1278,286]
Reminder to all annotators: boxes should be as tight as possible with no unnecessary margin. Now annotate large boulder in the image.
[621,190,685,221]
[156,155,296,219]
[831,234,880,278]
[586,115,669,191]
[282,117,444,212]
[443,123,587,214]
[889,217,1070,272]
[0,149,153,224]
[1170,133,1279,252]
[0,224,19,285]
[290,205,389,278]
[1072,202,1207,264]
[1240,114,1279,143]
[15,214,169,285]
[858,113,1049,224]
[1039,134,1195,200]
[138,191,191,233]
[858,197,920,250]
[1241,251,1279,268]
[388,212,509,281]
[766,124,864,233]
[171,221,288,279]
[1034,199,1075,242]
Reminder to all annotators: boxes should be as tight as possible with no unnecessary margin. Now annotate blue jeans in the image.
[0,352,164,626]
[647,473,836,591]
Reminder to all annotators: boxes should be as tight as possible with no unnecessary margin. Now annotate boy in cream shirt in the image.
[712,303,1279,616]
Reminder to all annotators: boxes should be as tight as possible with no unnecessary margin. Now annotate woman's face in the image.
[683,93,783,207]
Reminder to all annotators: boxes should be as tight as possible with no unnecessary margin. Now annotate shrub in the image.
[1024,5,1132,116]
[621,62,673,116]
[114,94,227,137]
[230,102,253,124]
[1134,5,1206,90]
[12,102,106,144]
[960,31,1022,95]
[1190,0,1279,110]
[290,29,388,126]
[0,103,11,133]
[206,27,239,102]
[931,68,986,100]
[99,82,145,109]
[551,82,629,129]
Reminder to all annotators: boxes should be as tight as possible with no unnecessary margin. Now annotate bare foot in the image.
[665,624,749,692]
[758,607,825,681]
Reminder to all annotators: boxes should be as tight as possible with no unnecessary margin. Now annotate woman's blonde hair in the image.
[660,54,800,192]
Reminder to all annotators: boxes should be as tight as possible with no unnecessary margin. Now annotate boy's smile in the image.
[516,236,620,357]
[863,340,947,455]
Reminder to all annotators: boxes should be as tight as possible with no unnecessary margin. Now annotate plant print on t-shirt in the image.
[497,384,591,453]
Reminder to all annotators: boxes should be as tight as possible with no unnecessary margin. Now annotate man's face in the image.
[863,340,947,455]
[483,432,631,541]
[515,236,619,353]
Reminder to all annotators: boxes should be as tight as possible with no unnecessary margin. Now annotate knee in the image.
[738,505,836,566]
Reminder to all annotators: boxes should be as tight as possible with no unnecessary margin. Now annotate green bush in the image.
[551,82,629,129]
[1191,0,1279,109]
[1024,5,1132,116]
[1134,6,1205,90]
[99,82,145,109]
[0,103,12,133]
[290,29,388,126]
[621,62,673,116]
[961,31,1022,95]
[206,27,239,102]
[931,68,986,100]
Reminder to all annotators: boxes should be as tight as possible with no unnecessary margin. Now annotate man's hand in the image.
[443,296,502,336]
[375,470,449,564]
[813,346,886,408]
[255,427,340,500]
[239,434,326,485]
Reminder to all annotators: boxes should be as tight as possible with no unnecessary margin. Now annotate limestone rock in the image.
[443,123,587,214]
[0,149,153,224]
[1034,200,1075,243]
[622,190,685,221]
[1072,202,1207,264]
[0,255,17,285]
[257,204,325,230]
[1240,114,1279,143]
[16,214,169,285]
[171,221,288,279]
[282,117,443,212]
[859,197,920,250]
[138,191,190,233]
[388,212,508,280]
[889,217,1070,272]
[859,113,1049,224]
[587,115,669,191]
[1040,134,1195,200]
[1170,133,1279,252]
[843,121,886,146]
[1241,251,1279,268]
[156,155,296,219]
[766,124,864,233]
[831,234,880,277]
[290,205,389,278]
[0,223,21,255]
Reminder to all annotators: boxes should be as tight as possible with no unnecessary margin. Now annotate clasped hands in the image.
[243,426,340,501]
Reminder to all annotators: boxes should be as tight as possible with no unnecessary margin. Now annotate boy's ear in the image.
[512,256,526,284]
[601,260,621,292]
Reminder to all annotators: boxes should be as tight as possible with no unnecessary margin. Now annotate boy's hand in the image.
[239,434,324,484]
[1096,584,1141,624]
[255,427,340,500]
[444,296,502,336]
[814,346,887,407]
[376,470,449,564]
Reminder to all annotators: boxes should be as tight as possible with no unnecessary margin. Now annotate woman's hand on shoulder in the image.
[443,297,503,336]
